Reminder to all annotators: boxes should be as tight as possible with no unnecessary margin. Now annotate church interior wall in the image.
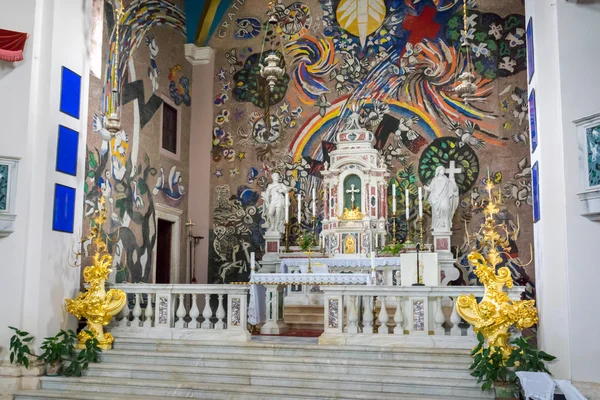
[0,0,92,359]
[84,0,192,285]
[555,0,600,386]
[205,0,537,297]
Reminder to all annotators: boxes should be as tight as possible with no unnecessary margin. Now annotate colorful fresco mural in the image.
[84,0,191,283]
[207,0,535,298]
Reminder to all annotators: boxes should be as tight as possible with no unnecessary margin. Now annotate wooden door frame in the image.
[152,203,183,283]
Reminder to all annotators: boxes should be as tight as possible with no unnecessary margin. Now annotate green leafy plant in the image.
[470,332,557,393]
[380,242,404,256]
[297,231,316,252]
[39,330,77,366]
[8,327,34,368]
[63,334,102,377]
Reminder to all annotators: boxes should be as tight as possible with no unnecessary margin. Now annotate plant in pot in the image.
[470,332,557,399]
[38,330,77,375]
[8,326,35,368]
[379,242,404,256]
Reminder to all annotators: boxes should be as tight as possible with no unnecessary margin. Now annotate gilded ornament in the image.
[456,177,537,357]
[65,197,126,350]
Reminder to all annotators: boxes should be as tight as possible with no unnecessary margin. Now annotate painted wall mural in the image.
[207,0,535,299]
[84,0,191,283]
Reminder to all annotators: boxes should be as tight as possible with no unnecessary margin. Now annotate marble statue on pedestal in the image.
[424,165,460,232]
[260,172,289,235]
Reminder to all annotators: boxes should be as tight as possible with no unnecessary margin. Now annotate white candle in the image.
[285,193,290,223]
[392,184,396,214]
[297,193,302,224]
[418,187,423,218]
[371,251,376,268]
[371,251,376,284]
[405,189,410,220]
[375,234,378,249]
[312,187,316,217]
[250,252,255,271]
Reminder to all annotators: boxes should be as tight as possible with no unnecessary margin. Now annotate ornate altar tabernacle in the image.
[321,108,390,257]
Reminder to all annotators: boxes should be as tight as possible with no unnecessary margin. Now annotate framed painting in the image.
[529,89,538,153]
[0,156,19,237]
[574,113,600,221]
[532,161,540,223]
[526,17,534,83]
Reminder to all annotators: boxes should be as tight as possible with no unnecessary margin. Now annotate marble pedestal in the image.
[432,231,460,285]
[260,284,288,335]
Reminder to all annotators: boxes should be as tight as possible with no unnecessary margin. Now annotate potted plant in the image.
[379,242,404,256]
[8,326,34,368]
[470,332,556,399]
[38,330,77,375]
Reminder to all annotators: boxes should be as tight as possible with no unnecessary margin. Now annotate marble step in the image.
[85,361,476,384]
[286,322,324,331]
[111,337,474,363]
[284,312,324,323]
[35,376,494,399]
[100,350,473,379]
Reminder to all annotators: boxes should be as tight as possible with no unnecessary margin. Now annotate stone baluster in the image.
[378,296,389,335]
[362,295,373,334]
[175,293,187,328]
[450,297,462,336]
[189,294,200,329]
[117,297,130,327]
[394,296,404,335]
[434,297,445,335]
[201,294,213,329]
[132,293,142,327]
[143,293,154,328]
[215,294,226,329]
[467,324,475,337]
[347,295,359,334]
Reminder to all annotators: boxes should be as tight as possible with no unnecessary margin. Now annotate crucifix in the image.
[346,184,360,209]
[445,160,463,181]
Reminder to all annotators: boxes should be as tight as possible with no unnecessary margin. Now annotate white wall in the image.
[555,1,600,385]
[0,0,91,358]
[526,0,600,385]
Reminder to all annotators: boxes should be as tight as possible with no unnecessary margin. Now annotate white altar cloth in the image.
[279,257,402,273]
[248,273,371,325]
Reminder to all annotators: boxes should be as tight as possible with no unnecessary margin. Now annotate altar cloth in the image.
[280,257,402,273]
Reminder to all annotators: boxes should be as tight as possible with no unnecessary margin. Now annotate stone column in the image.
[261,285,288,334]
[185,44,214,284]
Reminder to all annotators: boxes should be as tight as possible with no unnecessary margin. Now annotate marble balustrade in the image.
[320,285,525,347]
[107,284,251,341]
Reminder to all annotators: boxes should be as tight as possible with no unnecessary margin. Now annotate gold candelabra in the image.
[65,198,126,350]
[284,221,290,252]
[405,216,411,243]
[456,175,537,357]
[392,211,397,244]
[419,216,424,246]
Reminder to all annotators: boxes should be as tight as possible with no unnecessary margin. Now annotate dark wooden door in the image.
[156,219,172,284]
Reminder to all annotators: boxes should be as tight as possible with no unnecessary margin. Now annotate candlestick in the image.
[285,193,290,223]
[419,216,424,248]
[371,251,376,284]
[297,193,302,225]
[250,252,256,272]
[392,211,397,244]
[312,187,316,217]
[392,184,397,214]
[405,189,409,220]
[375,234,378,249]
[284,222,290,252]
[418,187,423,218]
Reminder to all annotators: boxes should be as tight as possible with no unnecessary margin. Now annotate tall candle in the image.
[375,234,378,249]
[371,251,376,284]
[297,193,302,224]
[405,189,410,220]
[392,184,397,214]
[418,187,423,218]
[312,187,316,217]
[250,252,255,271]
[285,192,290,223]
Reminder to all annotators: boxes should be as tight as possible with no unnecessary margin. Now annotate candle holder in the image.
[405,217,411,243]
[284,222,290,253]
[419,216,424,246]
[392,211,397,244]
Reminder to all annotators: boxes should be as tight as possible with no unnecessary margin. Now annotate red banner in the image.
[0,29,28,62]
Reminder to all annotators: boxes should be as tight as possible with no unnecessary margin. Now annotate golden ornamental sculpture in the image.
[340,207,365,220]
[66,197,126,350]
[456,173,538,357]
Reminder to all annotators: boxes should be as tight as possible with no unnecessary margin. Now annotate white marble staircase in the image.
[13,335,493,400]
[284,305,324,331]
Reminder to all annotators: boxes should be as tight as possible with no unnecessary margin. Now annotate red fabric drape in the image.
[0,29,28,62]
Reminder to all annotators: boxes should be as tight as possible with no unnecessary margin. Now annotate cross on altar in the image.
[401,6,441,50]
[445,160,463,181]
[346,184,360,209]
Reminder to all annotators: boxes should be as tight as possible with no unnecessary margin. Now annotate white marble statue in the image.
[424,166,460,232]
[261,172,290,234]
